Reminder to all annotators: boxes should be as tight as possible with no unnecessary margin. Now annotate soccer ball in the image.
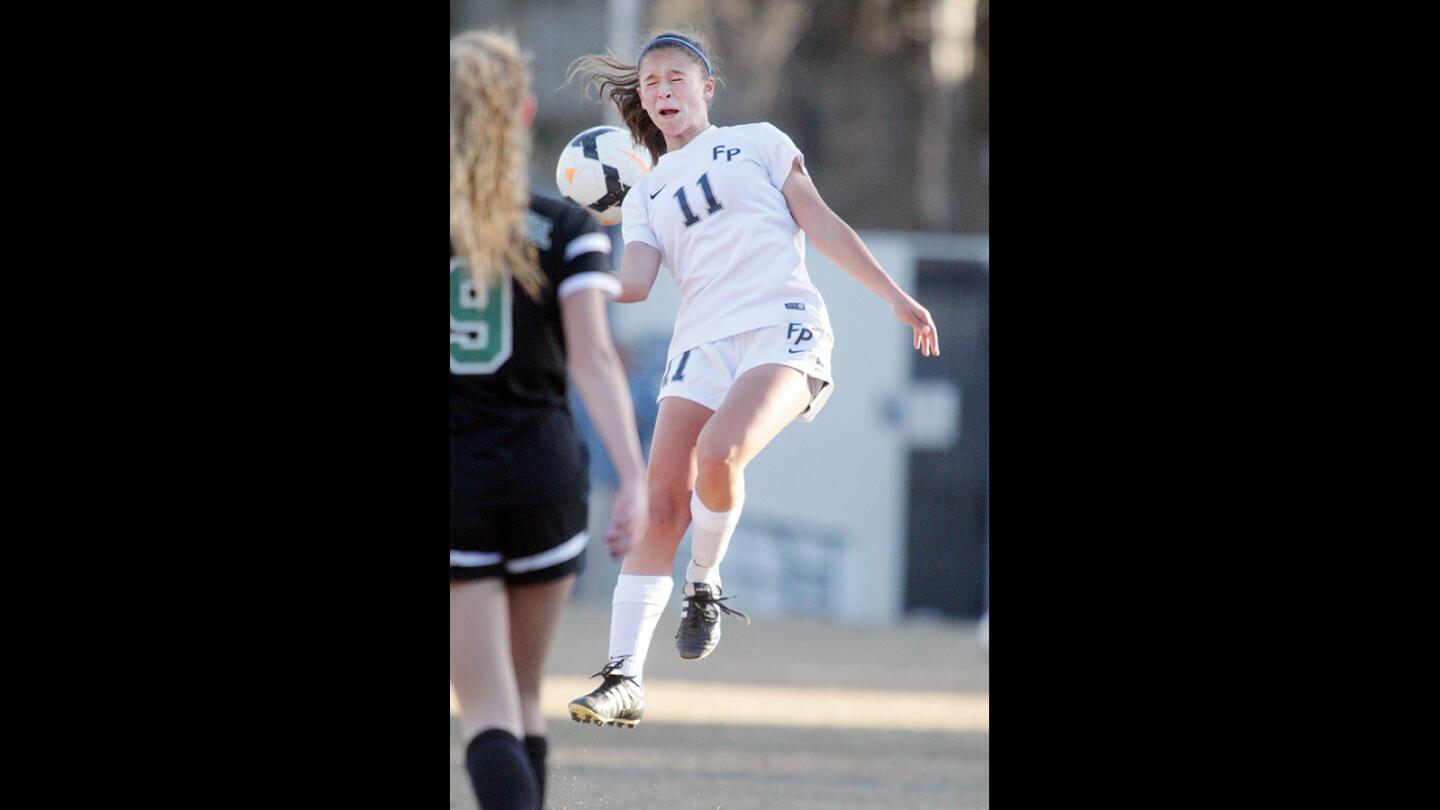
[555,126,651,225]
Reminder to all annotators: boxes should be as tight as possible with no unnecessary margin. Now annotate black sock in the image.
[465,729,539,810]
[524,735,548,807]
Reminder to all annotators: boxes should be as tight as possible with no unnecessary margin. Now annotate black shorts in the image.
[449,493,588,585]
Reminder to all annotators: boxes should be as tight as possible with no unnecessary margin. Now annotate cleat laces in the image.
[682,590,751,629]
[591,656,635,681]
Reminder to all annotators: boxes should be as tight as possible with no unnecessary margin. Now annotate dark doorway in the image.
[903,259,989,618]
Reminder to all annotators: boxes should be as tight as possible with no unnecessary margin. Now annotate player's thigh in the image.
[449,577,522,739]
[699,362,812,470]
[506,573,575,692]
[647,395,714,506]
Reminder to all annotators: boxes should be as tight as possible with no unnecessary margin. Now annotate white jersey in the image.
[622,123,832,363]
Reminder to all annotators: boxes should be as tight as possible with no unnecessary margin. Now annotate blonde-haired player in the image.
[451,29,647,807]
[566,31,939,728]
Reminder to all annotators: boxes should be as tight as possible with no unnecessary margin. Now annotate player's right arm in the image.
[561,289,648,559]
[612,241,662,303]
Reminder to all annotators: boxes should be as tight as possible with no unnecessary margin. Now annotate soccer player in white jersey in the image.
[566,30,940,728]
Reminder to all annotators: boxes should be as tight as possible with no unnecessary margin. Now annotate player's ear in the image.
[521,94,537,128]
[703,76,714,103]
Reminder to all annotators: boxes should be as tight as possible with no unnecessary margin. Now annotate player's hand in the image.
[604,477,648,560]
[891,292,940,357]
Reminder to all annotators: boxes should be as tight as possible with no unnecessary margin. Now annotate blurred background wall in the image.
[452,0,989,623]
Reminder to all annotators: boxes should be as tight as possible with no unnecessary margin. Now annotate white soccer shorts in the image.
[657,322,835,423]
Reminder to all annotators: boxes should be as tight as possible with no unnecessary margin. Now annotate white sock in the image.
[607,574,674,685]
[685,480,744,594]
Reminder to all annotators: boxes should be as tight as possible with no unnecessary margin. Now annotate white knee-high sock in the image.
[685,478,744,592]
[607,574,674,684]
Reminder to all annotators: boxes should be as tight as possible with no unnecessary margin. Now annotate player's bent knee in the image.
[694,440,740,483]
[694,425,739,466]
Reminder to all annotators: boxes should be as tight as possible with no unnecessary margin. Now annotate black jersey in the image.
[450,193,614,508]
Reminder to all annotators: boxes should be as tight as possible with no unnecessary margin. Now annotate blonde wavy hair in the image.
[566,30,716,165]
[450,30,545,300]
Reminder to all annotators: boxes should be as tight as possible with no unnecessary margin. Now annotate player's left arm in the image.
[781,159,939,357]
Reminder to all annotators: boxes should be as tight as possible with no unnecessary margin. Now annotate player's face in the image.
[638,50,713,141]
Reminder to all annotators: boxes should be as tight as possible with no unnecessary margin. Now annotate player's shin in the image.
[686,474,744,591]
[607,574,674,683]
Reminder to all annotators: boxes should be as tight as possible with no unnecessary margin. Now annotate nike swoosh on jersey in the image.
[788,348,811,354]
[649,185,667,199]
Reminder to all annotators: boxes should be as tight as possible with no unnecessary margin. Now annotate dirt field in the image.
[451,600,988,809]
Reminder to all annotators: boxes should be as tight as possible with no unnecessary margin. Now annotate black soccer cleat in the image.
[675,583,750,661]
[568,658,644,728]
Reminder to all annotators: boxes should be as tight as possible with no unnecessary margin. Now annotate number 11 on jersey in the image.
[674,173,724,227]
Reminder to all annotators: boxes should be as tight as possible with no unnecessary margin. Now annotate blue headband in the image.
[643,36,712,76]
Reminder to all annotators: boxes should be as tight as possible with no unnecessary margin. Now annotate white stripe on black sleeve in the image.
[562,232,613,263]
[558,272,623,301]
